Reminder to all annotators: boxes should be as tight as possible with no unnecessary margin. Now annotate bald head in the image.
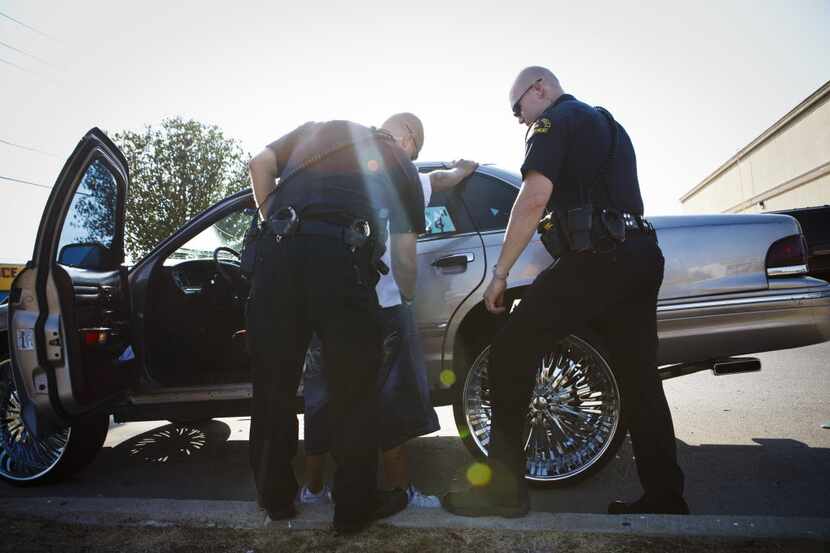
[381,112,424,160]
[509,66,563,122]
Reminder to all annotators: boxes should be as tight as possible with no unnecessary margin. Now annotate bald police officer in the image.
[247,116,425,533]
[442,66,688,517]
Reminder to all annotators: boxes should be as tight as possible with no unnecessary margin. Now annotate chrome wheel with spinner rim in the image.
[0,359,109,485]
[453,335,625,485]
[0,360,71,483]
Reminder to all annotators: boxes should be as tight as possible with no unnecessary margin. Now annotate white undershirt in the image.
[376,173,432,308]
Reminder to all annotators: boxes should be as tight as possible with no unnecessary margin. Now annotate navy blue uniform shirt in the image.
[267,120,425,234]
[520,94,644,215]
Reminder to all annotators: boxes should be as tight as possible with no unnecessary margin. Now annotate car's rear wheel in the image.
[452,334,626,486]
[0,359,109,486]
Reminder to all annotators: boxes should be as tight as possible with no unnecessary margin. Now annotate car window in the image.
[419,188,475,238]
[167,209,249,263]
[460,174,519,232]
[56,158,119,264]
[424,204,456,235]
[417,168,475,238]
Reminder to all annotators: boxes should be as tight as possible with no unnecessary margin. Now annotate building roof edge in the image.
[679,79,830,203]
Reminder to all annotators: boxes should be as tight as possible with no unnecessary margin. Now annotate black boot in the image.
[608,493,689,515]
[441,478,529,519]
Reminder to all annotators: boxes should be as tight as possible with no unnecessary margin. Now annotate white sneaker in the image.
[406,484,441,508]
[299,483,331,504]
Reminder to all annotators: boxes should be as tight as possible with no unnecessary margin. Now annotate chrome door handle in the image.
[432,252,474,268]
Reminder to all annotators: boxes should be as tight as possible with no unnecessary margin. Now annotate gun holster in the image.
[268,206,299,240]
[342,218,389,278]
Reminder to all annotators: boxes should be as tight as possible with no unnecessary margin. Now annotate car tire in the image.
[452,333,627,487]
[0,359,109,486]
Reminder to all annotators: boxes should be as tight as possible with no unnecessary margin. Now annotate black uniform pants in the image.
[488,232,684,499]
[246,235,383,524]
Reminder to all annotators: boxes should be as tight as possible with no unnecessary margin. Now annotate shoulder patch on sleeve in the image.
[531,118,551,137]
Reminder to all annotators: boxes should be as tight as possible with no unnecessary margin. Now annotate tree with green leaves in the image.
[112,117,250,261]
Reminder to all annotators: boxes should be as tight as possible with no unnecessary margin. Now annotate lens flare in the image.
[466,462,492,487]
[439,369,456,387]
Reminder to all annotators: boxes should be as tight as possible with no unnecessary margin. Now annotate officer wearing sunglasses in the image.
[442,66,688,518]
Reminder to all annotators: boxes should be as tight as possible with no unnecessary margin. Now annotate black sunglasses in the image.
[512,78,542,117]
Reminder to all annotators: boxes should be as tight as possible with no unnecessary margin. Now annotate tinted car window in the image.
[57,158,119,267]
[460,174,519,232]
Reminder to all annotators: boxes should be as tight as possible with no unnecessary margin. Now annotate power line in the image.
[0,55,59,82]
[0,56,31,72]
[0,175,51,190]
[0,40,53,67]
[0,138,57,157]
[0,11,59,42]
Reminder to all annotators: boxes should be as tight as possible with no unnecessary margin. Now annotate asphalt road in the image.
[2,341,829,519]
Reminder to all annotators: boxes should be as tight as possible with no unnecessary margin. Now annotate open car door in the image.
[8,128,131,438]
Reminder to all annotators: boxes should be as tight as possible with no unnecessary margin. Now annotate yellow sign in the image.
[0,264,25,292]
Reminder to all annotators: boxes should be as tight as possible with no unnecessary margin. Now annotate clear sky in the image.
[1,0,828,263]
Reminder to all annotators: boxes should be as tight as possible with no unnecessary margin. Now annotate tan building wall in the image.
[680,80,830,214]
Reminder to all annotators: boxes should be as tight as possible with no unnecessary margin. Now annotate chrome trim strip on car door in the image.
[657,290,830,313]
[767,264,808,277]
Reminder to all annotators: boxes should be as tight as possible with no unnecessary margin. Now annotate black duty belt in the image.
[293,219,375,254]
[292,217,389,276]
[622,213,654,233]
[296,220,359,241]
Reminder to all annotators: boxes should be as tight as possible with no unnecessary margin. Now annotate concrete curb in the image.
[1,497,828,540]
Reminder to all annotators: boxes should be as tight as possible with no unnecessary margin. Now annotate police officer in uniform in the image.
[442,66,688,517]
[247,118,425,532]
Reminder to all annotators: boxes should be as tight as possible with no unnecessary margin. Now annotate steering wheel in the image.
[213,247,241,286]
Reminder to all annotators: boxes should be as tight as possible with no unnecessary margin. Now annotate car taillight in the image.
[766,234,809,277]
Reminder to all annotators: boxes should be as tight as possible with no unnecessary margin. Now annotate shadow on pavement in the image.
[4,421,829,519]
